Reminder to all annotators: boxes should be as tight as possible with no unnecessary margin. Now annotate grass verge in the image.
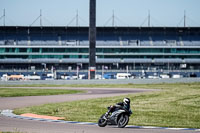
[0,88,84,97]
[14,83,200,128]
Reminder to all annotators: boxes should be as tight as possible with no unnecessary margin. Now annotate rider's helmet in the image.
[123,98,130,105]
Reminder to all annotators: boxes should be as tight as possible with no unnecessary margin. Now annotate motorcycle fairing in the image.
[108,109,126,125]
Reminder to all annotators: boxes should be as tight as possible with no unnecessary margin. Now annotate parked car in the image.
[130,73,136,79]
[116,73,131,79]
[25,74,41,80]
[95,74,102,79]
[79,74,86,79]
[171,74,182,78]
[160,74,170,78]
[1,73,25,81]
[61,73,71,80]
[45,77,54,80]
[1,74,9,81]
[71,74,78,80]
[190,73,197,78]
[103,73,115,79]
[148,75,160,79]
[47,73,54,78]
[82,75,88,79]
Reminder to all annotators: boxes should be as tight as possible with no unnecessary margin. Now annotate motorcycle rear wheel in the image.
[98,114,107,127]
[117,114,129,128]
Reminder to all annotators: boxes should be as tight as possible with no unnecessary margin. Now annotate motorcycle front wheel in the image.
[98,114,107,127]
[117,114,129,128]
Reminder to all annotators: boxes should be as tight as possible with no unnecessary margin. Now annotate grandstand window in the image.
[54,48,65,53]
[5,48,15,53]
[127,49,138,53]
[5,55,28,59]
[79,48,88,53]
[69,55,78,58]
[97,55,104,58]
[55,55,63,59]
[114,49,120,53]
[120,49,128,53]
[19,48,27,53]
[32,48,40,53]
[164,49,171,53]
[138,49,152,53]
[190,49,200,53]
[49,55,56,58]
[81,55,89,58]
[96,48,103,53]
[103,48,120,53]
[0,55,4,59]
[0,48,5,53]
[170,48,176,53]
[42,48,54,53]
[66,48,78,53]
[27,48,31,53]
[63,55,70,58]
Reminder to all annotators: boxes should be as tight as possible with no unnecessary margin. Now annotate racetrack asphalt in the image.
[0,87,154,110]
[0,87,198,133]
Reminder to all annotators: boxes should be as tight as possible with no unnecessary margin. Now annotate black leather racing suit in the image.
[107,102,132,115]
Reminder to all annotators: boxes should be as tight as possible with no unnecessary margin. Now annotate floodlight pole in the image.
[89,0,96,79]
[3,9,5,26]
[40,9,42,27]
[184,10,186,27]
[76,10,79,27]
[112,10,115,27]
[0,9,6,26]
[148,10,150,27]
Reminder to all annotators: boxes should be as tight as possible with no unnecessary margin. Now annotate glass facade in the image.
[0,48,200,59]
[0,26,200,71]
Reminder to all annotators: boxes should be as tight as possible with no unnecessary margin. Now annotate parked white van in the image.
[172,74,182,78]
[148,75,160,79]
[25,74,41,80]
[116,73,131,79]
[160,74,170,79]
[1,74,9,81]
[95,74,102,79]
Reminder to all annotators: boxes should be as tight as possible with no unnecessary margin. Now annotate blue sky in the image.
[0,0,200,27]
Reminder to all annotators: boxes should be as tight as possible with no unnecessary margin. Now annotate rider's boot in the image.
[104,112,109,119]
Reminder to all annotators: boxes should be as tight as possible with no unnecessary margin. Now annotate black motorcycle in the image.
[98,106,132,128]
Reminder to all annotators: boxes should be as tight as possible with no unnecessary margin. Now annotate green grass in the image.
[0,129,24,133]
[14,83,200,128]
[0,88,84,97]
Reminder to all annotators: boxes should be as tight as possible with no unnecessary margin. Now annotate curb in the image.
[1,110,97,125]
[1,110,200,132]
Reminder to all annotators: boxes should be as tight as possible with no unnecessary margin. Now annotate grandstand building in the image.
[0,26,200,74]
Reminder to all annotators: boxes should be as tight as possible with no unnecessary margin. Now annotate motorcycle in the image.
[98,106,132,128]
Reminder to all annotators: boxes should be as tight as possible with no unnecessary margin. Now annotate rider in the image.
[106,98,132,116]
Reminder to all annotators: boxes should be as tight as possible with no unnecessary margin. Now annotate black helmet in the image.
[123,98,130,105]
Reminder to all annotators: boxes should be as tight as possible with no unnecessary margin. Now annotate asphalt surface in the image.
[0,116,196,133]
[0,87,198,133]
[0,87,153,110]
